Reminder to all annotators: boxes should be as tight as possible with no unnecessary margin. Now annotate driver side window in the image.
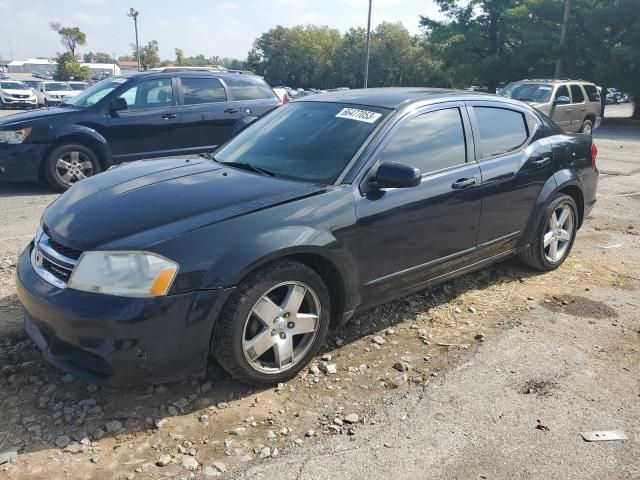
[380,108,467,175]
[118,78,173,110]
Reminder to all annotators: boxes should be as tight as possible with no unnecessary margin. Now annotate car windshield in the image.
[1,81,28,90]
[500,83,553,103]
[69,83,86,91]
[213,102,390,184]
[44,82,72,92]
[69,77,127,107]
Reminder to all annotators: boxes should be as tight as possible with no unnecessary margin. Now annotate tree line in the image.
[48,0,639,118]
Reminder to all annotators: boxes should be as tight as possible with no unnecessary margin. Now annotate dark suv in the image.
[0,70,280,190]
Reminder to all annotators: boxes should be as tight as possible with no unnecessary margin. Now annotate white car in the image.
[0,80,38,109]
[38,82,79,107]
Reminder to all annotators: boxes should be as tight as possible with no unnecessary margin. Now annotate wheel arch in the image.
[41,129,113,179]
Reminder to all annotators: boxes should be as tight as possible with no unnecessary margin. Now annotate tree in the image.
[136,40,160,69]
[55,52,90,80]
[83,51,113,64]
[175,48,185,66]
[50,23,87,59]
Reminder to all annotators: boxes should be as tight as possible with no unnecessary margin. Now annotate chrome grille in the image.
[31,230,80,288]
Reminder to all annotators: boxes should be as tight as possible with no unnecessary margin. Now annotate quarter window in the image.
[225,77,274,101]
[570,85,585,103]
[380,108,467,174]
[473,107,528,158]
[118,78,173,110]
[583,85,600,102]
[181,77,226,105]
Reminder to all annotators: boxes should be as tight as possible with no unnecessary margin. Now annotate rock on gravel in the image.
[156,454,172,467]
[182,455,199,471]
[54,435,71,448]
[104,420,123,433]
[372,335,386,345]
[344,413,359,424]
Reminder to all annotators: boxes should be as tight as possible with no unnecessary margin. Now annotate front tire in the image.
[213,259,331,386]
[43,143,101,191]
[519,193,578,271]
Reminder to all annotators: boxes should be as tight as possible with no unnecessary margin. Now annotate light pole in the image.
[364,0,372,88]
[127,8,141,71]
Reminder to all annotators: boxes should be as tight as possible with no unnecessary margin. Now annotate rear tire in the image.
[213,259,331,386]
[519,193,578,271]
[580,119,593,135]
[43,143,101,191]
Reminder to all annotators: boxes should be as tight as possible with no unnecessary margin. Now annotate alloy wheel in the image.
[543,204,575,263]
[582,122,593,135]
[242,281,321,374]
[55,151,94,186]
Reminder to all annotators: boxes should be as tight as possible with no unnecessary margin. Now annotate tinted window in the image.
[583,84,600,102]
[0,81,28,90]
[474,107,528,158]
[570,85,585,103]
[225,77,274,100]
[181,77,226,105]
[381,108,466,173]
[555,85,570,100]
[118,78,173,110]
[214,102,389,183]
[501,83,552,103]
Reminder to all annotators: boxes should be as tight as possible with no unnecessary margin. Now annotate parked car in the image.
[38,81,78,106]
[67,81,88,91]
[21,80,45,106]
[0,70,281,189]
[499,79,601,135]
[272,87,290,104]
[0,80,38,109]
[15,88,598,387]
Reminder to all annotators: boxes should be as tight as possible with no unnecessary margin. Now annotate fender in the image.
[48,124,113,169]
[202,225,359,318]
[519,168,584,248]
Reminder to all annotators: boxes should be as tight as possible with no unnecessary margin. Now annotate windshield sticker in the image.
[336,108,382,123]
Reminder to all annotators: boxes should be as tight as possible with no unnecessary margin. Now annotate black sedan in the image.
[16,88,598,386]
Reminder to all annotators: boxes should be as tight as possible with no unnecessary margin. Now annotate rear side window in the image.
[380,108,467,174]
[583,85,600,102]
[570,85,585,103]
[473,107,528,158]
[181,77,226,105]
[225,77,274,101]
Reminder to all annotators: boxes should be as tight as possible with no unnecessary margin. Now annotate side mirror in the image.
[109,97,128,114]
[372,162,421,189]
[555,95,570,105]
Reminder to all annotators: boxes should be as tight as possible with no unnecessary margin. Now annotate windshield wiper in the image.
[218,161,277,177]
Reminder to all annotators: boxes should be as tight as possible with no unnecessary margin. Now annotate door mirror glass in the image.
[555,95,570,105]
[373,162,421,189]
[109,97,128,113]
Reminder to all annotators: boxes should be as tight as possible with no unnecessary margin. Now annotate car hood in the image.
[1,89,34,96]
[44,90,75,96]
[42,158,327,251]
[0,106,80,126]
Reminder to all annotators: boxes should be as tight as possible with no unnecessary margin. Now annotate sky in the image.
[0,0,441,62]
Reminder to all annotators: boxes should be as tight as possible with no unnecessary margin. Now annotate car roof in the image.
[511,79,595,85]
[295,87,500,109]
[118,70,264,82]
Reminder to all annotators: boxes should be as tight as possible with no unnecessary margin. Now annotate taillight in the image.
[591,142,598,168]
[283,93,290,104]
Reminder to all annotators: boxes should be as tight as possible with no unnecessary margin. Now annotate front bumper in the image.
[16,246,234,387]
[1,96,38,106]
[0,142,47,182]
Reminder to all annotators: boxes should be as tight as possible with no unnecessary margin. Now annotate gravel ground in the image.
[0,121,638,479]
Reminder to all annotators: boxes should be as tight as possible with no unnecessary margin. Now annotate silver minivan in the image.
[499,79,601,135]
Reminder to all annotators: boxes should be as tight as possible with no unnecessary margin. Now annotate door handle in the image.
[161,113,177,120]
[566,108,573,113]
[531,157,551,167]
[451,177,477,189]
[224,108,239,114]
[581,107,587,111]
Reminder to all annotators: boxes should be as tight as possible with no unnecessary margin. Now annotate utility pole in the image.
[127,8,141,71]
[554,0,571,79]
[113,52,116,75]
[364,0,372,88]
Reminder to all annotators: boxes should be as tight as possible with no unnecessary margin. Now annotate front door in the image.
[551,85,573,131]
[178,76,242,152]
[355,105,482,303]
[105,77,182,162]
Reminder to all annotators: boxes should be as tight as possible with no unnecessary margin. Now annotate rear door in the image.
[222,76,280,121]
[467,102,553,256]
[177,76,239,152]
[105,77,182,161]
[551,85,572,131]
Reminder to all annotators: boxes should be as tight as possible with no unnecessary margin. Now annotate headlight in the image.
[68,251,179,298]
[0,127,32,144]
